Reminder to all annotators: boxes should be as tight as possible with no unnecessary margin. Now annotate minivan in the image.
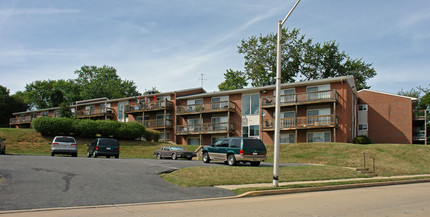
[87,138,120,158]
[202,137,267,166]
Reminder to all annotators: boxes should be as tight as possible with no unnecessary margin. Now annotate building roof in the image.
[358,89,418,101]
[177,75,358,100]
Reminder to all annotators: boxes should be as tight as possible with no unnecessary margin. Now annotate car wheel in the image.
[115,155,119,159]
[87,152,91,158]
[227,154,237,166]
[172,153,177,160]
[51,152,54,157]
[157,153,162,160]
[93,151,97,158]
[202,152,210,163]
[187,156,192,160]
[250,161,261,166]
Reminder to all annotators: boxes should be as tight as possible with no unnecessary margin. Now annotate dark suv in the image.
[87,138,120,158]
[202,137,267,166]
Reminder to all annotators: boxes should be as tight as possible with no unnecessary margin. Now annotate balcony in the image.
[76,108,114,119]
[413,110,427,120]
[262,115,337,130]
[413,129,426,141]
[176,122,235,135]
[262,90,338,108]
[176,101,237,115]
[139,119,174,129]
[9,117,33,125]
[125,100,174,114]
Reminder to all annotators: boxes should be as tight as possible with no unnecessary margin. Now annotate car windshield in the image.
[54,137,75,143]
[170,147,185,151]
[99,139,119,147]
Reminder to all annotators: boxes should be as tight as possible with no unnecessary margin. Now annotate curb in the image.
[237,178,430,197]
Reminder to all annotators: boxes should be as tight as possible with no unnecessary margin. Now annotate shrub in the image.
[96,120,121,137]
[76,119,98,138]
[116,122,146,140]
[32,117,73,136]
[144,129,160,142]
[353,135,371,144]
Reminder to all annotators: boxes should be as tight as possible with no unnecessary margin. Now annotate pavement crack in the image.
[32,168,77,192]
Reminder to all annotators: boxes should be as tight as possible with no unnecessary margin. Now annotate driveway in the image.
[0,155,235,211]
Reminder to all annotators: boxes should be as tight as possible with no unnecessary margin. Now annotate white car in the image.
[50,136,78,157]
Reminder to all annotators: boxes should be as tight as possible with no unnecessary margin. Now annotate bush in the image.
[353,135,371,144]
[96,120,121,138]
[32,117,147,140]
[116,122,146,140]
[144,129,160,142]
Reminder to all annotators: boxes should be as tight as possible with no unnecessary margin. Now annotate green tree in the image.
[218,69,248,91]
[74,65,139,99]
[24,79,78,109]
[0,86,28,127]
[232,28,376,90]
[58,101,72,118]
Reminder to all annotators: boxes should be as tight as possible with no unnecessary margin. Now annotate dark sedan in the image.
[154,146,196,160]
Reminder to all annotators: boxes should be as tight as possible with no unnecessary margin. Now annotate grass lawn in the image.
[0,128,198,158]
[2,128,430,189]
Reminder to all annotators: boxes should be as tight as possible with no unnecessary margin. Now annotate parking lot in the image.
[0,155,235,211]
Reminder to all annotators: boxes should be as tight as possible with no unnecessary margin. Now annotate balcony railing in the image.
[413,110,427,120]
[176,101,237,115]
[125,100,174,113]
[176,122,235,135]
[76,108,114,117]
[413,130,426,140]
[262,115,337,130]
[139,119,174,129]
[9,117,32,125]
[262,90,337,107]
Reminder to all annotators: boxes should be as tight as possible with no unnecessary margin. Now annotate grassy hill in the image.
[1,128,429,177]
[0,128,198,159]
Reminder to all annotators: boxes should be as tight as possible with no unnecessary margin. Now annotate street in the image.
[2,182,429,217]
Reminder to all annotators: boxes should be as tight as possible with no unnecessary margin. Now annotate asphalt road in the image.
[0,155,236,211]
[0,155,306,211]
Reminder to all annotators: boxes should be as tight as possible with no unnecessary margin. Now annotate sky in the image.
[1,0,429,96]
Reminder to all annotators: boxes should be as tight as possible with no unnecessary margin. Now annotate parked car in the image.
[87,138,120,158]
[154,146,196,160]
[202,137,267,166]
[50,136,78,157]
[0,138,6,155]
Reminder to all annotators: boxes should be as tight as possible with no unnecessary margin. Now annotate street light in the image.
[273,0,301,187]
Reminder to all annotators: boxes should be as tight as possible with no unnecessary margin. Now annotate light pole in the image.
[273,0,301,187]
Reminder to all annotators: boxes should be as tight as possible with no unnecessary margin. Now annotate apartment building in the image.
[9,76,427,145]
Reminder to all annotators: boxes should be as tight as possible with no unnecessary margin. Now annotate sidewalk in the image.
[1,174,430,216]
[215,174,430,190]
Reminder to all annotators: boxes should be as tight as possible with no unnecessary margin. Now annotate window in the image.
[187,118,201,131]
[230,139,241,148]
[275,111,296,128]
[358,104,368,111]
[358,124,368,130]
[41,112,49,117]
[280,133,295,144]
[187,137,200,145]
[242,93,260,115]
[159,131,170,140]
[187,99,203,111]
[31,113,37,119]
[242,125,259,138]
[274,89,295,103]
[156,114,171,126]
[100,103,111,113]
[212,96,229,109]
[307,132,331,143]
[307,84,330,100]
[85,105,95,115]
[307,108,331,125]
[212,116,227,130]
[54,110,60,117]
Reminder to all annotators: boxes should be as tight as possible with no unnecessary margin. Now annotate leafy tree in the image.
[144,87,160,94]
[230,28,376,90]
[58,101,72,118]
[218,69,248,91]
[74,65,139,100]
[0,86,28,127]
[24,80,78,109]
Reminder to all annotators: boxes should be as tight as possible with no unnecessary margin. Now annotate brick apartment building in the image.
[9,76,427,145]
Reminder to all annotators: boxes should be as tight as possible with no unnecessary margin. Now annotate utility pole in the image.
[199,74,207,88]
[273,0,301,187]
